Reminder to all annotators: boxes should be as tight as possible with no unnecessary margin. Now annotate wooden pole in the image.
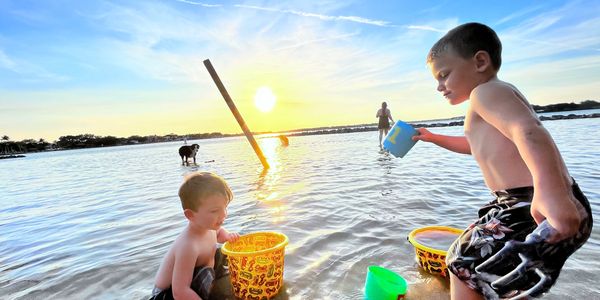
[203,59,270,169]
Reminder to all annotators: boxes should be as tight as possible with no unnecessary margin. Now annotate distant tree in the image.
[1,135,9,142]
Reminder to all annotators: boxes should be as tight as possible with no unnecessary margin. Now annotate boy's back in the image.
[154,228,217,292]
[465,79,551,191]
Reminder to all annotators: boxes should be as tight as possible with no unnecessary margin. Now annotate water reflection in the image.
[377,150,394,175]
[253,137,289,224]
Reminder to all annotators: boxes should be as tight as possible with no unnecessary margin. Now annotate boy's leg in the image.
[450,273,484,300]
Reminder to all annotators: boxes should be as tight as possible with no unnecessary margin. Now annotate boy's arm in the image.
[388,109,395,123]
[471,84,581,239]
[172,243,203,300]
[412,127,471,154]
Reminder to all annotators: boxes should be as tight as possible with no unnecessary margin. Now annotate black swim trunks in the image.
[446,180,593,299]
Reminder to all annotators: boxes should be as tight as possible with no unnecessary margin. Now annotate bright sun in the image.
[254,86,277,113]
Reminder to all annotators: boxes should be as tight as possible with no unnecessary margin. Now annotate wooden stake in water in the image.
[203,59,270,169]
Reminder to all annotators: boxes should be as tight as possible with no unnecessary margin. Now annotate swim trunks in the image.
[149,247,229,300]
[446,180,593,299]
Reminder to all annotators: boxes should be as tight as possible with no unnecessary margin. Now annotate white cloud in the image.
[234,4,392,27]
[405,25,445,33]
[173,0,221,8]
[500,1,600,62]
[0,48,69,82]
[0,49,18,71]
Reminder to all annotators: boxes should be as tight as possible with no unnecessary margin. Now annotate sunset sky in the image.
[1,0,599,141]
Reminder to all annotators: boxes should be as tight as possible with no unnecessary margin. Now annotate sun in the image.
[254,86,277,113]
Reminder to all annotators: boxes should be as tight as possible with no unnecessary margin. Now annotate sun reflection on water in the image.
[253,136,289,224]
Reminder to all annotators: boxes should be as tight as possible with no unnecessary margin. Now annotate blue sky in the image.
[1,0,599,141]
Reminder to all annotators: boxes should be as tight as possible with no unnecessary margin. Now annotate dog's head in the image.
[190,144,199,155]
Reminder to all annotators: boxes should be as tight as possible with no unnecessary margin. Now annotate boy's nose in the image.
[437,82,445,92]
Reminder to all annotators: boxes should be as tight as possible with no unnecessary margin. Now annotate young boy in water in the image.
[150,172,240,300]
[413,23,593,299]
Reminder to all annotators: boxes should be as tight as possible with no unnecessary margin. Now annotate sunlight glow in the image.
[254,86,277,112]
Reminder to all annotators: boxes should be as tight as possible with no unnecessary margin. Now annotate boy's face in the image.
[187,193,229,231]
[428,49,481,105]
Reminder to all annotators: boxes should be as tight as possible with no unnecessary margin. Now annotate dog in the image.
[178,144,199,165]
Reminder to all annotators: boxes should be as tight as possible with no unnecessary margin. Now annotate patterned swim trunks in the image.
[446,181,593,299]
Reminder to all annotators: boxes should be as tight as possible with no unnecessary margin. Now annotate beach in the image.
[1,117,599,300]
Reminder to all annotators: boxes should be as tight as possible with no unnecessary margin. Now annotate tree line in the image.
[2,100,598,154]
[0,132,235,154]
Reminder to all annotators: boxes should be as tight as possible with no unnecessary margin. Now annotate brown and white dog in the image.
[178,144,199,165]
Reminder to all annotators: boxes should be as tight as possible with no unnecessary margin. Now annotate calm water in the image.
[1,118,599,300]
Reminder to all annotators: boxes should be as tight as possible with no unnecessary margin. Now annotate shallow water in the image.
[1,118,599,300]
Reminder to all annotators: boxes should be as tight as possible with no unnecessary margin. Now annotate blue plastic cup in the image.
[364,265,408,299]
[382,120,418,158]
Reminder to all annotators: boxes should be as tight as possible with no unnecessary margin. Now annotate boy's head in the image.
[427,23,502,105]
[381,101,387,109]
[178,172,233,212]
[427,22,502,71]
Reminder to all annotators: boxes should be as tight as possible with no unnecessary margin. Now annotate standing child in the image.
[150,172,240,300]
[413,22,593,299]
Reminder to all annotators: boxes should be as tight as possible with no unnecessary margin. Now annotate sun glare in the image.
[254,86,277,113]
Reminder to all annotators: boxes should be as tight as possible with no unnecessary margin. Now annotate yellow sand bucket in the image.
[222,232,289,299]
[407,226,463,277]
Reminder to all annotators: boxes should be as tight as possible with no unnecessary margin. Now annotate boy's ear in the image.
[473,50,491,72]
[183,208,195,220]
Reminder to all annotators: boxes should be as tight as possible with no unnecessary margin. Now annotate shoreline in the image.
[1,112,598,158]
[282,112,600,137]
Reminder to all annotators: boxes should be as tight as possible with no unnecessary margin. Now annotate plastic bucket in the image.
[382,120,418,158]
[364,265,408,300]
[222,232,289,299]
[407,226,462,277]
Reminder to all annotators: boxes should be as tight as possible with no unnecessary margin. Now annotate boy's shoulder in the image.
[471,79,526,106]
[472,79,512,95]
[172,229,210,250]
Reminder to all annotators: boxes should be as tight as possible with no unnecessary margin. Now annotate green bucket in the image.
[364,265,408,299]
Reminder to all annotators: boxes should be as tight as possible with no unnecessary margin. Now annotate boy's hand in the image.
[476,215,591,299]
[530,192,584,242]
[411,127,434,142]
[226,232,240,242]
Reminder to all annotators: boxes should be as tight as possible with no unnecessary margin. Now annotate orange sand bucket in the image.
[222,232,289,299]
[407,226,463,277]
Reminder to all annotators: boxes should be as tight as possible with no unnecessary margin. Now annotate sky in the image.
[1,0,599,141]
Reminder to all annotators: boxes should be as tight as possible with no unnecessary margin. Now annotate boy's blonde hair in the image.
[178,172,233,211]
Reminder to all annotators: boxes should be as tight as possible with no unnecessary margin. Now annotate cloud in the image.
[405,25,445,33]
[0,48,69,82]
[234,4,393,27]
[173,0,221,8]
[0,49,18,71]
[494,4,544,26]
[273,32,359,51]
[500,1,600,57]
